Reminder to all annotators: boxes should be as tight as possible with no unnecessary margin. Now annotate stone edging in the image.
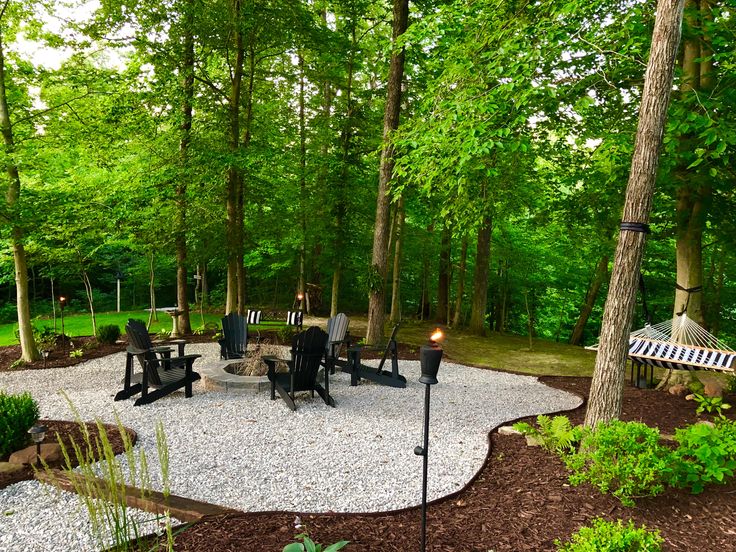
[199,360,269,393]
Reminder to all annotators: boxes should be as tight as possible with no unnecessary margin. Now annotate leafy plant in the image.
[513,415,582,454]
[283,534,349,552]
[34,325,58,351]
[692,393,731,419]
[156,328,171,339]
[69,349,84,358]
[49,396,175,551]
[564,421,671,506]
[96,324,121,345]
[668,419,736,494]
[0,391,40,457]
[555,518,663,551]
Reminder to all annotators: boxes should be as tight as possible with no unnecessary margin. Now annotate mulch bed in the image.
[3,336,736,550]
[0,420,136,490]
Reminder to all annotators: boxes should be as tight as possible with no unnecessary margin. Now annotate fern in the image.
[513,415,581,455]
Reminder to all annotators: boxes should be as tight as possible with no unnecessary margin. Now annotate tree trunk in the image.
[389,196,405,325]
[524,289,534,351]
[494,260,510,333]
[175,4,195,335]
[452,235,468,327]
[673,185,707,328]
[585,0,685,428]
[436,225,451,323]
[569,255,609,346]
[225,0,245,315]
[81,268,97,337]
[366,0,409,345]
[298,53,307,312]
[147,253,157,329]
[0,34,38,362]
[672,0,711,329]
[469,216,493,335]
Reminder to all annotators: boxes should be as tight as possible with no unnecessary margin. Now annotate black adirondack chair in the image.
[115,320,201,406]
[263,326,332,411]
[219,312,249,359]
[323,313,351,374]
[345,323,405,388]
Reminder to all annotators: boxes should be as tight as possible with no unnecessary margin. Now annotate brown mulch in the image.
[0,420,136,490]
[3,337,736,550]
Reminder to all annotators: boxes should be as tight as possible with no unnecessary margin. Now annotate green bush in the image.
[556,518,663,551]
[96,324,121,345]
[668,419,736,494]
[513,415,582,454]
[564,421,671,506]
[0,391,40,457]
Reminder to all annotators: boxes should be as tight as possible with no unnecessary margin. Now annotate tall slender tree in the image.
[366,0,409,345]
[585,0,686,427]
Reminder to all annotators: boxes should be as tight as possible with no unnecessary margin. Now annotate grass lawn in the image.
[0,310,225,347]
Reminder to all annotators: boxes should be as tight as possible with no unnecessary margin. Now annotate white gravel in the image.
[0,343,581,551]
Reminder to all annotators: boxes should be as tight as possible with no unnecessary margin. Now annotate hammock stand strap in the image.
[675,283,704,316]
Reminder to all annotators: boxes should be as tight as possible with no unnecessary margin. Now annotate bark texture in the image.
[585,0,686,428]
[366,0,409,345]
[389,196,405,325]
[0,34,38,361]
[468,217,492,335]
[176,4,195,334]
[436,226,451,323]
[452,236,468,327]
[569,255,609,346]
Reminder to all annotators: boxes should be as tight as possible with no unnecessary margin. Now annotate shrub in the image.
[668,419,736,494]
[564,421,671,506]
[692,393,731,419]
[96,324,121,345]
[0,391,40,457]
[513,415,582,454]
[555,518,663,551]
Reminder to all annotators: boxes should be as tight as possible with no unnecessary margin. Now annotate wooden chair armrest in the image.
[126,345,147,355]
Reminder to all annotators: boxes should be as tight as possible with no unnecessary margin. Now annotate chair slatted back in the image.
[326,313,349,358]
[246,309,262,325]
[290,326,328,391]
[126,321,164,386]
[286,311,304,327]
[221,313,248,357]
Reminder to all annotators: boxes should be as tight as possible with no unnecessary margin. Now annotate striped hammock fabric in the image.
[628,314,735,373]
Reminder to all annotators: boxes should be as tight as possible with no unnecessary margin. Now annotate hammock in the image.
[587,314,735,387]
[628,314,735,373]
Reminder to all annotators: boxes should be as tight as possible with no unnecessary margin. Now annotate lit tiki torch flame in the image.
[429,328,444,345]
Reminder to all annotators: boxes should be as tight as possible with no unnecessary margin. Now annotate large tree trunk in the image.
[436,225,451,323]
[297,53,307,312]
[585,0,685,428]
[175,4,195,335]
[468,216,492,335]
[671,0,711,328]
[330,25,356,318]
[389,196,405,325]
[569,255,609,346]
[225,0,245,315]
[0,35,38,362]
[452,235,468,327]
[366,0,409,345]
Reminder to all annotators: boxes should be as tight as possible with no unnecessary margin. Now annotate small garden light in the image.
[28,424,47,466]
[415,328,444,551]
[41,349,49,368]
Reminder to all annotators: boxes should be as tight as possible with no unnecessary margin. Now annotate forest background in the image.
[1,0,734,362]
